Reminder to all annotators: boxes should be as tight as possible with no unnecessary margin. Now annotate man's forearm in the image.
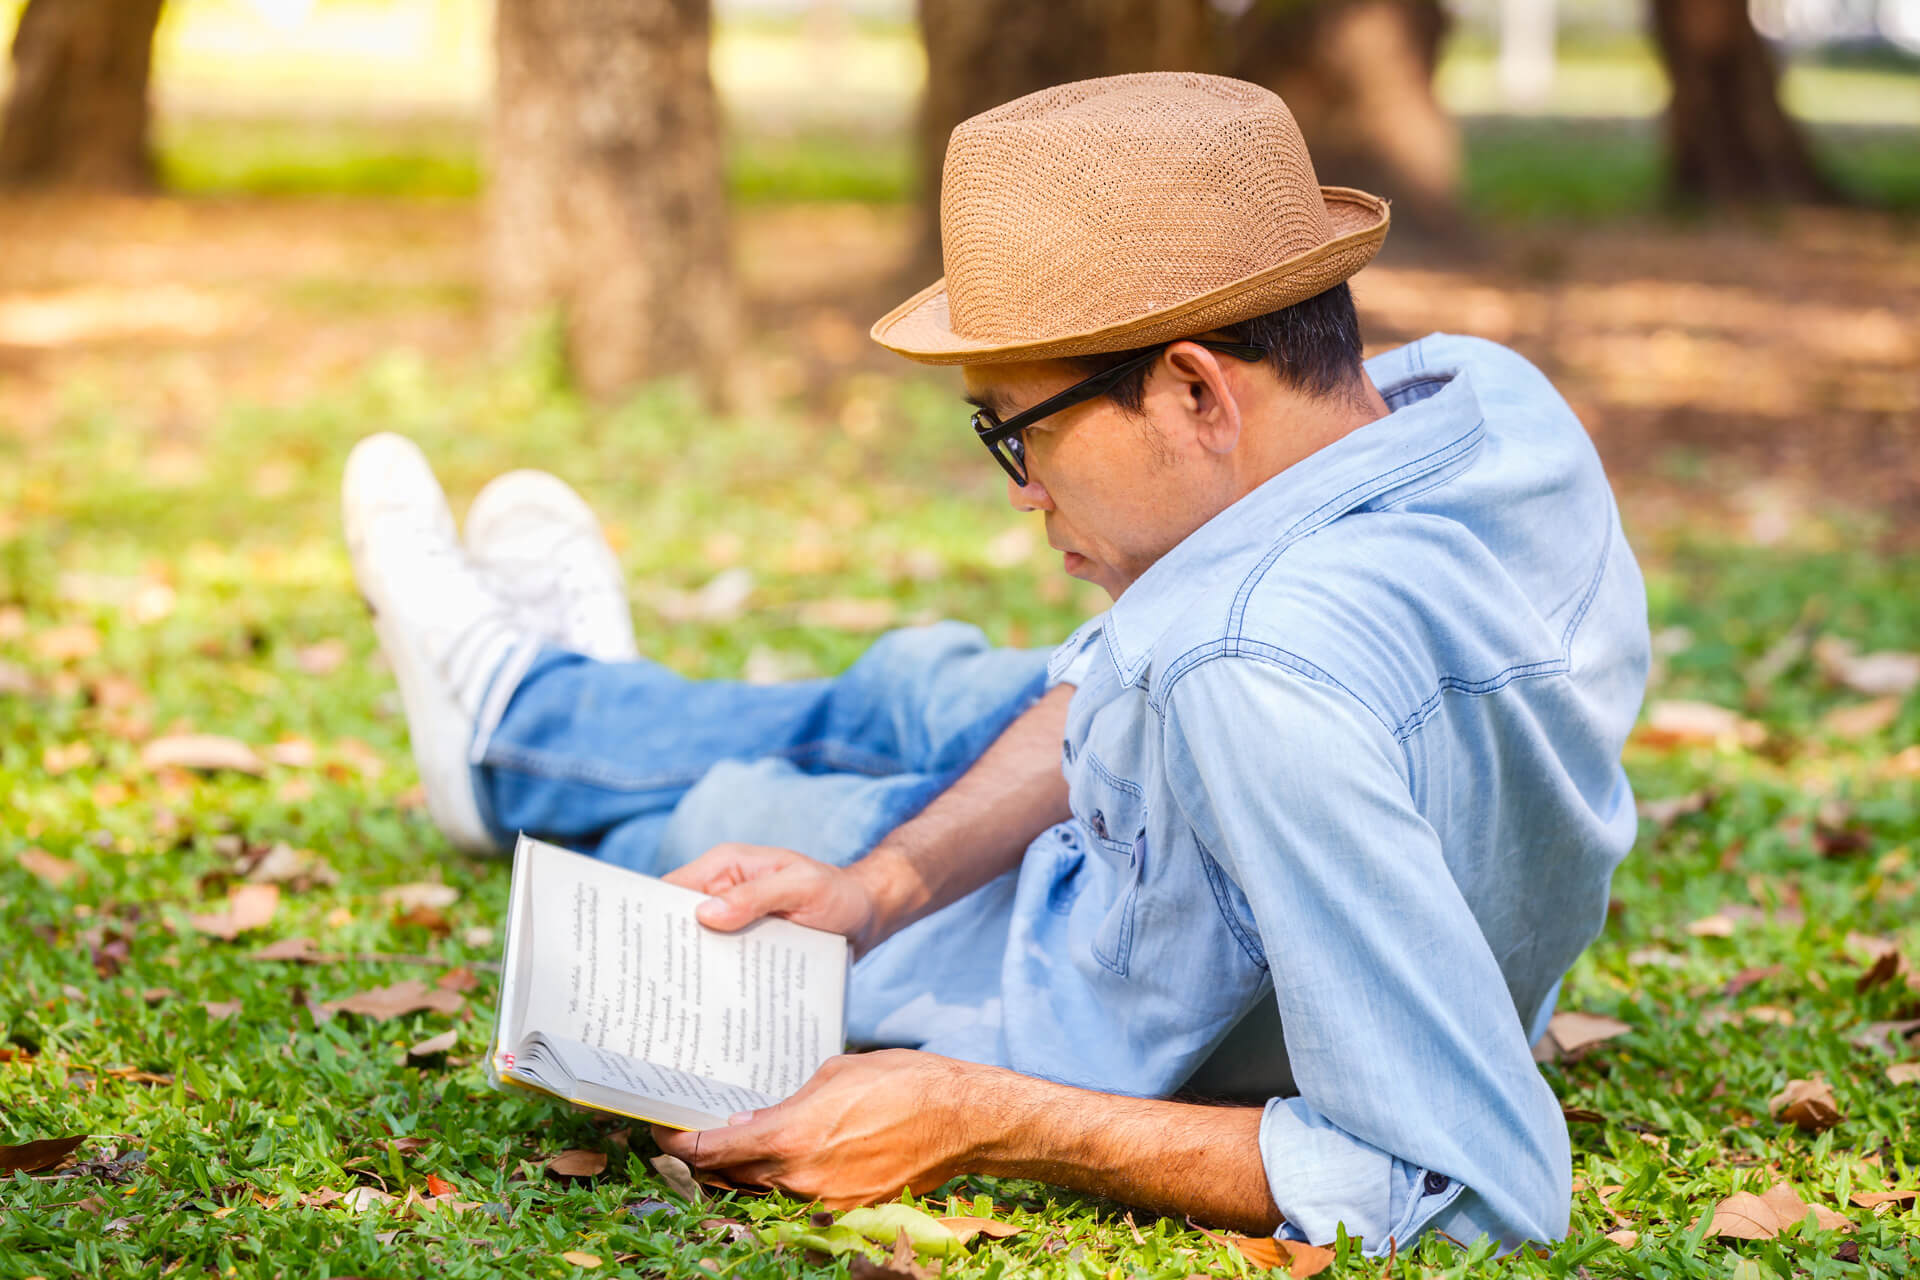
[969,1069,1281,1234]
[854,683,1073,940]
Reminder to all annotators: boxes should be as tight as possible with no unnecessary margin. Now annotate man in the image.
[344,73,1648,1253]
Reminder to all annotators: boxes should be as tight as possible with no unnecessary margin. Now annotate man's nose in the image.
[1008,473,1052,512]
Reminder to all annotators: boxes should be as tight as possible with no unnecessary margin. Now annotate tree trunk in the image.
[1226,0,1464,239]
[1647,0,1835,204]
[490,0,736,403]
[911,0,1209,281]
[0,0,165,191]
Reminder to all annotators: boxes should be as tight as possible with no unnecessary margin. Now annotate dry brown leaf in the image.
[42,741,93,774]
[1768,1078,1842,1132]
[1605,1229,1639,1248]
[1822,696,1902,738]
[1638,700,1765,750]
[243,843,337,888]
[1758,1182,1852,1233]
[650,1153,704,1202]
[340,1186,396,1212]
[1813,636,1920,698]
[1637,790,1714,826]
[1850,1188,1918,1208]
[1848,1018,1920,1053]
[261,739,317,768]
[1746,1005,1795,1026]
[32,623,100,662]
[435,966,480,993]
[295,640,349,676]
[381,882,460,912]
[1193,1223,1332,1277]
[935,1215,1024,1244]
[325,979,463,1020]
[547,1149,608,1178]
[251,936,319,962]
[18,846,78,888]
[1686,913,1736,938]
[202,999,242,1021]
[187,883,280,940]
[0,658,36,694]
[0,1135,86,1173]
[1887,1062,1920,1085]
[1545,1011,1632,1055]
[140,986,175,1004]
[1857,947,1910,993]
[560,1252,602,1269]
[140,733,264,776]
[406,1029,457,1064]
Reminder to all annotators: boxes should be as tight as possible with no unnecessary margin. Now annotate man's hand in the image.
[663,844,893,957]
[651,1050,978,1207]
[652,1051,1283,1233]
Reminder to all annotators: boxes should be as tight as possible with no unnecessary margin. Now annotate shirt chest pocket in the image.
[1071,752,1149,977]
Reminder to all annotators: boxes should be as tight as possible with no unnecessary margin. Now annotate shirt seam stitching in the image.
[1196,835,1269,971]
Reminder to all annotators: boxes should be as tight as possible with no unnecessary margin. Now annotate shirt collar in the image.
[1084,337,1488,687]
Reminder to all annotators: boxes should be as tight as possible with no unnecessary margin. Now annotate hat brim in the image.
[871,187,1389,366]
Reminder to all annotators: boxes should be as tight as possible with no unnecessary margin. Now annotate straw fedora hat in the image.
[871,72,1390,366]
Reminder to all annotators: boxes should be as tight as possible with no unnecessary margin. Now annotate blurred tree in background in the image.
[1647,0,1837,203]
[0,0,165,190]
[490,0,737,403]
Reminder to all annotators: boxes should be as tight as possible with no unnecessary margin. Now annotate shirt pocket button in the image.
[1424,1172,1450,1196]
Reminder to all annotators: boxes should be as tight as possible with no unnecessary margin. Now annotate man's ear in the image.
[1162,343,1244,456]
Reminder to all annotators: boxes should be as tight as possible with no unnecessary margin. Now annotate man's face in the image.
[962,356,1229,601]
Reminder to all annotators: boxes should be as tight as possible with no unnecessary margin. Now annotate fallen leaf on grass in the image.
[1686,913,1736,938]
[1857,946,1911,993]
[1637,701,1765,750]
[560,1252,602,1269]
[1849,1018,1920,1054]
[33,623,100,662]
[1605,1229,1639,1248]
[295,640,349,676]
[43,741,93,774]
[1887,1062,1920,1085]
[251,937,319,962]
[1700,1182,1852,1238]
[547,1149,607,1178]
[187,884,279,940]
[1194,1223,1334,1277]
[341,1186,395,1212]
[325,979,462,1020]
[406,1030,457,1065]
[261,738,317,768]
[381,882,460,912]
[425,1173,457,1198]
[140,734,264,775]
[649,1153,703,1202]
[1769,1078,1842,1132]
[1533,1010,1631,1062]
[435,966,479,993]
[935,1215,1024,1244]
[1812,637,1920,698]
[242,843,337,889]
[1637,789,1714,826]
[18,847,78,888]
[1822,696,1902,738]
[0,1135,86,1173]
[1851,1188,1918,1208]
[201,1000,242,1022]
[841,1205,965,1258]
[0,658,36,694]
[797,598,898,632]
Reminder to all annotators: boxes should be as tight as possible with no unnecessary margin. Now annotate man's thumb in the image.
[694,874,794,931]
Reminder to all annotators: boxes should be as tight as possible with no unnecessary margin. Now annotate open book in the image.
[489,834,850,1131]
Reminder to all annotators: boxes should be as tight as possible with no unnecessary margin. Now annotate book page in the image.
[508,835,848,1100]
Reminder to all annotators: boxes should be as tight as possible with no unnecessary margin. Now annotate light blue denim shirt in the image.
[983,333,1649,1253]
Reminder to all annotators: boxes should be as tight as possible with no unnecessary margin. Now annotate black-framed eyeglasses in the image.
[969,340,1268,486]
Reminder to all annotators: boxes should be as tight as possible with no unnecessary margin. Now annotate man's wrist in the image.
[849,843,930,947]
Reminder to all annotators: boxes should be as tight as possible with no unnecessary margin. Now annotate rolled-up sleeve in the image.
[1162,657,1571,1254]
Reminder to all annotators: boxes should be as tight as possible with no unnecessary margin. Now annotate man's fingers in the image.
[694,867,815,932]
[660,1114,783,1170]
[660,843,765,893]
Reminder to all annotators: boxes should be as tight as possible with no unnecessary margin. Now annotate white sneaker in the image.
[463,469,638,663]
[343,433,526,854]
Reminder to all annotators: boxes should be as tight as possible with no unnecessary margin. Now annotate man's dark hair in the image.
[1067,282,1365,414]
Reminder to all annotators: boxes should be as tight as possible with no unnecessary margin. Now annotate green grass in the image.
[3,346,1919,1279]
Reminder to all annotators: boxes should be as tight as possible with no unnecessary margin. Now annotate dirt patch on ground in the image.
[1,193,1914,544]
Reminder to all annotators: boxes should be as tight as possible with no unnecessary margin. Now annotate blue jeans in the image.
[470,621,1051,1052]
